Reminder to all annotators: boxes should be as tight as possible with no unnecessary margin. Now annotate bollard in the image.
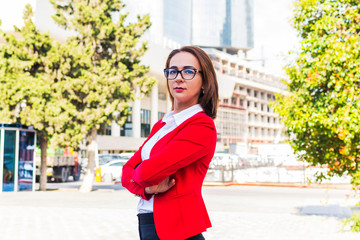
[95,167,102,182]
[221,165,225,183]
[231,163,234,182]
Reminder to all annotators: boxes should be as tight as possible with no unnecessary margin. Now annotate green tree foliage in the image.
[343,212,360,232]
[273,0,360,182]
[0,5,81,190]
[49,0,155,191]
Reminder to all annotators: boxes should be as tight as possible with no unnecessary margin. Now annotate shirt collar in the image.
[162,104,203,126]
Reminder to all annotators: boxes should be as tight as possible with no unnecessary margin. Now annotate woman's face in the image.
[167,52,203,113]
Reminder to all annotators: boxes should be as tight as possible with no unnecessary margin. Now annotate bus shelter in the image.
[0,124,36,192]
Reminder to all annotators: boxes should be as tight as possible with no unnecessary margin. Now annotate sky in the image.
[247,0,299,75]
[0,0,36,30]
[0,0,299,76]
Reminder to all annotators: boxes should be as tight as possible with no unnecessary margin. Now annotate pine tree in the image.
[50,0,155,192]
[0,5,82,191]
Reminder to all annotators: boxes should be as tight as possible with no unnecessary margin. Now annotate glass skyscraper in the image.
[163,0,254,53]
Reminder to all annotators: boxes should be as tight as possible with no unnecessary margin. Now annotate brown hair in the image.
[165,46,219,119]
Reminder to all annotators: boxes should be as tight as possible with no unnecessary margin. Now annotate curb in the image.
[203,182,354,189]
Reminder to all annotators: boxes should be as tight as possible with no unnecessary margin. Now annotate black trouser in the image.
[138,213,205,240]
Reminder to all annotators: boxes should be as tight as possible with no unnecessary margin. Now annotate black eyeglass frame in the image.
[163,67,203,80]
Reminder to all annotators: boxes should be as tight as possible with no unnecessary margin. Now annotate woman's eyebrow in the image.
[169,65,195,69]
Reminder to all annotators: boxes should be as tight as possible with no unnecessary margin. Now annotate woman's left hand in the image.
[145,177,176,195]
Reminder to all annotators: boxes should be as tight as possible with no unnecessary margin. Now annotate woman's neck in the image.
[173,102,198,114]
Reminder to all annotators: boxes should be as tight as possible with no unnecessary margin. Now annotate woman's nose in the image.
[175,73,184,83]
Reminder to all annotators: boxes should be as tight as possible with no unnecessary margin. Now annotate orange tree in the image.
[273,0,360,184]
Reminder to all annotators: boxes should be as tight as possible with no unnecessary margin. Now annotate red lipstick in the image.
[174,87,184,92]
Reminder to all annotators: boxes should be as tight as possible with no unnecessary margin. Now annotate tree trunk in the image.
[80,128,98,192]
[39,134,48,191]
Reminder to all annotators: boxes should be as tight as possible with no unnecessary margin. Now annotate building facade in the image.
[204,48,286,148]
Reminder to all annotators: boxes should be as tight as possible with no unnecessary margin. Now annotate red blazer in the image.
[122,111,217,240]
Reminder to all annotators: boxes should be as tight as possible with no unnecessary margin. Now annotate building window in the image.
[127,107,133,122]
[105,126,111,135]
[158,93,166,100]
[231,97,237,106]
[254,90,258,98]
[141,109,151,137]
[158,112,165,120]
[141,109,150,124]
[141,124,150,138]
[247,89,251,95]
[223,98,229,104]
[120,122,132,137]
[121,107,132,137]
[98,123,111,136]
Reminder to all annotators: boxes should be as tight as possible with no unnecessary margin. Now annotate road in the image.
[0,181,359,239]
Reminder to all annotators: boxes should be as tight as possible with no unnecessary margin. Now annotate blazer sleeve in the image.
[121,120,164,200]
[121,150,151,199]
[130,116,216,187]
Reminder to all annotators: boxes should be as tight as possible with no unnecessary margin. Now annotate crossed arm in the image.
[145,177,176,195]
[121,118,216,200]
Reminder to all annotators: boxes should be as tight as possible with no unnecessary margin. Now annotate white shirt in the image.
[137,104,203,213]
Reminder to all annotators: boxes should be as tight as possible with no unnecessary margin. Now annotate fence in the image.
[204,160,352,184]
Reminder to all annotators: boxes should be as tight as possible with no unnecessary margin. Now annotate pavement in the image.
[0,181,360,240]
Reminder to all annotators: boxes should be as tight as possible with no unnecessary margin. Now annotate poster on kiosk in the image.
[1,124,36,192]
[18,131,36,191]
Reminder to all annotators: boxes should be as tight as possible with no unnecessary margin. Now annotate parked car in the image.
[100,159,128,180]
[79,158,88,173]
[98,153,131,163]
[99,154,120,165]
[118,152,134,160]
[210,153,247,170]
[80,153,133,179]
[245,154,263,167]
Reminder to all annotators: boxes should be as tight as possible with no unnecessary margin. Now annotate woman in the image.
[122,46,219,240]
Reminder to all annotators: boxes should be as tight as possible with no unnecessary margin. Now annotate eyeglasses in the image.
[164,67,202,80]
